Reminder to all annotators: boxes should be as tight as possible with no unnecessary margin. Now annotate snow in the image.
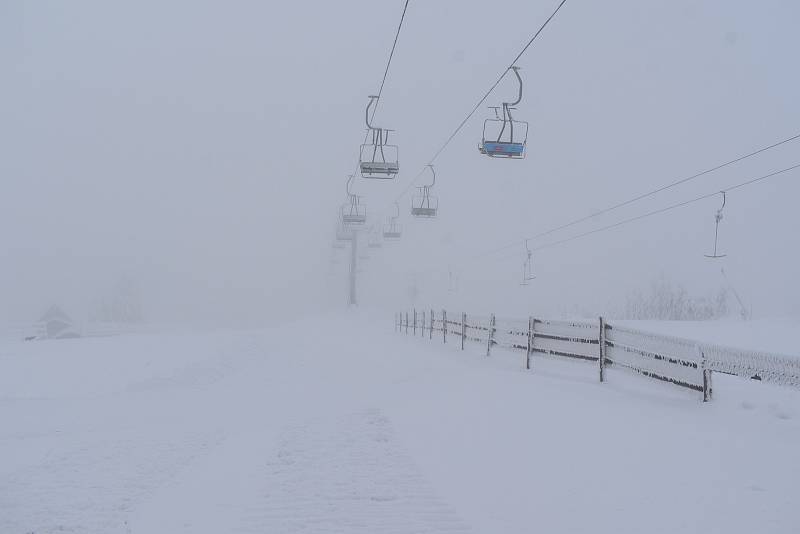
[616,317,800,356]
[2,314,799,533]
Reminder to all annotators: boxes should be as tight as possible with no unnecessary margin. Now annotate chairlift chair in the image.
[411,165,438,218]
[340,175,367,226]
[336,222,355,242]
[479,66,529,159]
[704,191,727,259]
[383,222,402,240]
[382,202,403,240]
[360,96,399,179]
[368,232,383,249]
[341,198,366,226]
[521,239,536,285]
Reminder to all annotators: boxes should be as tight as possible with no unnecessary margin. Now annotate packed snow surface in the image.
[1,313,799,533]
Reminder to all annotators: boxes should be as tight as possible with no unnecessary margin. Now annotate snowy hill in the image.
[1,314,799,533]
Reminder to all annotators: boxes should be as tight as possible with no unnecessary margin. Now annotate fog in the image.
[2,0,799,328]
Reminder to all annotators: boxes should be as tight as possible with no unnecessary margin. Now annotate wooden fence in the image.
[395,309,800,402]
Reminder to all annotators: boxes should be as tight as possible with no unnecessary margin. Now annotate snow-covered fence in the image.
[703,343,800,388]
[604,324,705,394]
[396,309,800,401]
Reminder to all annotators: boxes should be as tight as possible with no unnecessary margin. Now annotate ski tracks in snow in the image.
[236,409,472,534]
[0,430,221,534]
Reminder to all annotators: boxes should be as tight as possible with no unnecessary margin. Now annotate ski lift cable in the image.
[530,163,800,253]
[426,0,567,167]
[342,0,410,249]
[368,0,569,229]
[374,0,411,118]
[472,132,800,260]
[349,0,411,179]
[420,163,800,276]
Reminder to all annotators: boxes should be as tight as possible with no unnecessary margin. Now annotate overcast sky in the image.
[2,0,799,326]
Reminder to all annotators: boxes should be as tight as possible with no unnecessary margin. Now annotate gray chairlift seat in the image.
[336,224,355,242]
[359,95,399,179]
[411,165,438,218]
[383,224,402,240]
[340,175,366,226]
[341,200,366,226]
[382,202,403,239]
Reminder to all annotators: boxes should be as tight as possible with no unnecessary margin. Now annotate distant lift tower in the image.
[349,228,359,306]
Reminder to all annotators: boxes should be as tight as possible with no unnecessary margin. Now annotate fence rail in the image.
[395,309,800,402]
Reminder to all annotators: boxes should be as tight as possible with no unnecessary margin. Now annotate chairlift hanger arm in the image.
[365,95,379,131]
[426,164,436,187]
[509,66,523,107]
[714,191,726,223]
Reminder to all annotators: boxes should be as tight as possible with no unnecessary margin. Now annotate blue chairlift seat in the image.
[479,117,528,159]
[480,141,525,157]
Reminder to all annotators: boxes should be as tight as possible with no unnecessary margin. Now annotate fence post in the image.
[413,309,417,336]
[526,316,534,370]
[486,313,495,357]
[430,309,434,340]
[461,313,466,350]
[442,310,447,344]
[421,311,426,337]
[598,316,607,383]
[405,312,409,334]
[698,345,713,402]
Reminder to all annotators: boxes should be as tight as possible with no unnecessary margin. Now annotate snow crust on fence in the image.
[397,309,800,396]
[454,312,491,344]
[493,316,528,351]
[533,319,599,362]
[703,343,800,387]
[605,325,703,391]
[445,315,461,338]
[535,319,598,339]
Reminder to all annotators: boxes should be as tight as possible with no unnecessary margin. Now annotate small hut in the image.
[38,305,80,339]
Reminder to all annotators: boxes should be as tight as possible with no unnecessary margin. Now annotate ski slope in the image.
[1,314,799,533]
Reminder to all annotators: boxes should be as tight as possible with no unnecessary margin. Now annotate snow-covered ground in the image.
[2,313,799,533]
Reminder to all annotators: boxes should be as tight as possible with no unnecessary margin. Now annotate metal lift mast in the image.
[349,229,358,306]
